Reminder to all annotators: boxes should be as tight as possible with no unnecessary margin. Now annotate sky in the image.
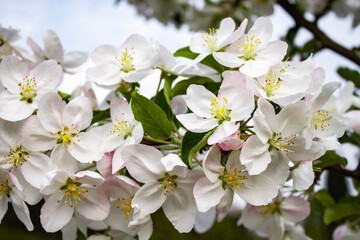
[1,0,360,193]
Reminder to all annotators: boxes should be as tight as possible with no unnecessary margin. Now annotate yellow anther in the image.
[158,173,177,196]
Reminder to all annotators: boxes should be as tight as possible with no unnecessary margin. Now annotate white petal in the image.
[281,196,310,222]
[37,92,66,133]
[76,189,110,221]
[268,214,285,240]
[50,145,79,173]
[161,154,188,178]
[162,187,197,233]
[30,60,62,91]
[207,121,239,145]
[213,52,243,68]
[62,96,93,131]
[62,51,88,68]
[0,56,28,94]
[176,113,218,133]
[10,188,34,231]
[194,207,216,234]
[193,176,225,212]
[19,116,55,151]
[240,135,271,175]
[86,63,122,86]
[216,188,234,222]
[40,190,74,232]
[0,91,35,121]
[292,160,314,191]
[43,30,64,62]
[203,145,224,183]
[69,131,104,163]
[123,144,165,182]
[238,204,267,229]
[185,84,215,118]
[132,182,166,218]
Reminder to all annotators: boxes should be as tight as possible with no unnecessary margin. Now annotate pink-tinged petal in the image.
[213,52,244,68]
[237,172,279,206]
[136,217,153,240]
[161,154,188,178]
[50,145,79,173]
[0,195,8,222]
[61,218,77,240]
[292,160,314,191]
[194,208,216,234]
[105,201,133,233]
[162,187,197,233]
[281,196,310,222]
[171,95,187,115]
[62,51,88,69]
[193,176,225,212]
[240,135,271,175]
[185,84,216,118]
[0,91,35,121]
[37,92,66,133]
[40,190,74,232]
[30,60,62,91]
[74,171,104,186]
[123,144,165,182]
[76,189,110,221]
[216,188,234,222]
[218,137,244,151]
[69,131,104,163]
[203,145,224,183]
[257,98,276,124]
[26,37,44,59]
[43,30,64,62]
[268,214,285,240]
[132,182,166,218]
[96,152,113,179]
[62,96,92,131]
[10,188,34,231]
[19,116,56,151]
[208,122,239,145]
[86,63,122,86]
[100,175,139,198]
[0,56,28,94]
[176,113,218,133]
[238,204,267,229]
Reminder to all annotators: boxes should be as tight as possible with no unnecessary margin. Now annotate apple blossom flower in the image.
[40,170,110,233]
[27,30,88,71]
[86,34,157,85]
[19,92,104,172]
[0,169,34,231]
[123,144,202,233]
[239,195,310,240]
[177,71,254,145]
[100,175,153,240]
[333,223,360,240]
[247,57,314,106]
[0,25,20,58]
[193,145,289,220]
[213,17,288,78]
[0,120,55,204]
[240,98,311,175]
[98,98,143,173]
[0,56,62,121]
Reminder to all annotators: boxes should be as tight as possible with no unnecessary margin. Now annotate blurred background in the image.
[0,0,359,239]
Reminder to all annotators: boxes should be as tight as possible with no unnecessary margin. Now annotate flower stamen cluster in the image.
[157,173,178,195]
[115,197,133,220]
[311,110,332,131]
[57,125,79,148]
[210,96,231,121]
[6,146,29,167]
[115,48,135,73]
[220,168,248,192]
[19,76,37,103]
[270,132,296,155]
[202,28,218,51]
[238,33,261,61]
[58,178,89,208]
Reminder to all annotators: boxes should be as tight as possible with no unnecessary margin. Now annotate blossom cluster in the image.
[0,17,359,240]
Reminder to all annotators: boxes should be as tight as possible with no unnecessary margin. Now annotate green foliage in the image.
[174,46,227,73]
[171,76,219,97]
[131,91,172,140]
[324,196,360,224]
[91,108,110,125]
[181,130,214,168]
[337,67,360,88]
[314,151,347,169]
[57,90,71,103]
[339,131,360,146]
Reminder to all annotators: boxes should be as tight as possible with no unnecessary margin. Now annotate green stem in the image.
[81,162,97,171]
[143,135,171,145]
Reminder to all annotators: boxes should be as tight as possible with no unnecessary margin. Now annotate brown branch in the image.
[277,0,360,66]
[327,165,360,180]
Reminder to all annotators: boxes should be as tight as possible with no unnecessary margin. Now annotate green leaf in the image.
[173,46,226,73]
[91,108,110,125]
[314,190,335,208]
[131,91,172,140]
[324,201,360,224]
[181,130,214,168]
[57,91,71,103]
[154,89,173,120]
[339,131,360,146]
[171,76,215,97]
[337,67,360,88]
[314,151,347,168]
[300,39,319,54]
